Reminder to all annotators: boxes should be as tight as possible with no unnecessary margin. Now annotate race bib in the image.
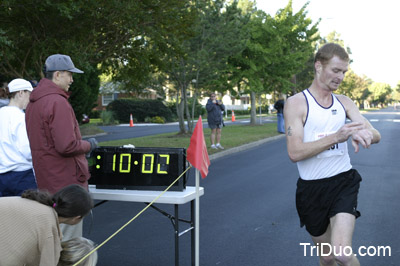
[315,131,346,158]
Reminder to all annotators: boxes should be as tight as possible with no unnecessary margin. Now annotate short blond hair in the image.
[58,237,98,266]
[314,43,349,67]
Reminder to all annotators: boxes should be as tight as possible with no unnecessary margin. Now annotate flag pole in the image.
[195,168,200,266]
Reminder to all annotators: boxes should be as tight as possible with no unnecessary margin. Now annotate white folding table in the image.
[89,185,204,266]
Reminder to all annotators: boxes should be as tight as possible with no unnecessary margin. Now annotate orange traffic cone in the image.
[231,110,236,122]
[129,113,134,127]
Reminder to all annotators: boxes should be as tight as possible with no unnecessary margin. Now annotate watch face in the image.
[89,146,187,191]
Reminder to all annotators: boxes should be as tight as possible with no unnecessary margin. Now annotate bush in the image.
[107,99,173,123]
[150,116,165,124]
[89,109,101,119]
[226,109,251,116]
[100,110,117,125]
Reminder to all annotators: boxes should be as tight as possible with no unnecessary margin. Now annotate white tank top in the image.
[297,89,352,180]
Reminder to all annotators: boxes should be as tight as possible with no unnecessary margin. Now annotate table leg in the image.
[191,200,195,266]
[175,204,179,266]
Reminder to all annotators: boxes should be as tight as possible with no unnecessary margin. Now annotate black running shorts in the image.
[296,169,362,237]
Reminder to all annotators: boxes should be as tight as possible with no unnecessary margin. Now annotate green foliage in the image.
[107,99,173,123]
[368,82,392,106]
[393,83,400,102]
[150,116,166,124]
[69,65,100,123]
[293,54,315,94]
[167,98,205,119]
[229,1,319,97]
[163,0,250,133]
[0,0,194,129]
[187,97,206,118]
[227,109,251,115]
[0,0,194,79]
[337,69,371,108]
[89,110,101,119]
[100,110,117,125]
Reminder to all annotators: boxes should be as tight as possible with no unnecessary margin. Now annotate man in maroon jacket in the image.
[25,54,97,240]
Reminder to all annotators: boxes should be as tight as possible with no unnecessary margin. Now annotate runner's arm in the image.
[338,95,381,152]
[284,94,364,162]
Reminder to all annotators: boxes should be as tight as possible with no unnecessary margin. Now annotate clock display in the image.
[89,146,188,191]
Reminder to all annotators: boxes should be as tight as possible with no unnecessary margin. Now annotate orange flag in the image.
[187,116,210,178]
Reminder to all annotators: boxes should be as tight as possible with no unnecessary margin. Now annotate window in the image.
[102,94,115,106]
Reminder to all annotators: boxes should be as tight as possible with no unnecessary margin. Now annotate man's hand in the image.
[86,138,98,158]
[335,122,364,143]
[351,129,374,153]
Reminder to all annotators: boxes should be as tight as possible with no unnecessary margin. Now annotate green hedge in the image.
[226,109,250,116]
[166,98,205,119]
[107,99,173,123]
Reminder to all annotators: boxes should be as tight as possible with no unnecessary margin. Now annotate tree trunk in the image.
[250,91,256,125]
[190,72,200,132]
[183,83,193,133]
[189,92,197,133]
[176,87,186,134]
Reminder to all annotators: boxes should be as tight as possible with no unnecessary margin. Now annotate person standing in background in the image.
[0,78,37,196]
[274,95,285,134]
[206,93,225,149]
[25,54,98,240]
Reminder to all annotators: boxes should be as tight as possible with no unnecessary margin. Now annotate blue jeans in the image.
[0,169,37,197]
[277,113,285,133]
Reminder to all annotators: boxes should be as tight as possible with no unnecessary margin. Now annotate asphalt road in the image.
[83,108,400,266]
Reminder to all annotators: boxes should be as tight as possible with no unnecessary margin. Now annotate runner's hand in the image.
[351,129,373,153]
[335,122,364,143]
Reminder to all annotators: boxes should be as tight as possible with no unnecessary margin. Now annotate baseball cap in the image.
[8,78,34,93]
[45,54,84,74]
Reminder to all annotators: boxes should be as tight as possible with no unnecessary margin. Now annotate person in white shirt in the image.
[285,43,380,266]
[0,78,37,196]
[0,81,10,108]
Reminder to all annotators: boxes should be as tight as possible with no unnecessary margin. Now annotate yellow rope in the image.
[72,165,192,266]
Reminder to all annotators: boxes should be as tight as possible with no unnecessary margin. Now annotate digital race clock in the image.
[89,146,188,191]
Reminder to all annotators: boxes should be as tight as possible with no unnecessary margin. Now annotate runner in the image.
[284,43,381,266]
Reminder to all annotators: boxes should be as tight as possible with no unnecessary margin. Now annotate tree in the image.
[228,0,319,124]
[70,65,101,122]
[393,82,400,103]
[164,0,250,133]
[368,82,392,107]
[0,0,193,118]
[337,69,371,108]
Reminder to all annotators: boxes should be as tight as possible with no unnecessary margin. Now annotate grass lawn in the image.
[98,123,279,154]
[79,124,105,136]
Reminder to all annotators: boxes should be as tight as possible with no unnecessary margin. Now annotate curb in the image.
[82,132,107,139]
[208,134,285,161]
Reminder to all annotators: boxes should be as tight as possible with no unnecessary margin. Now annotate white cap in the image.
[8,78,34,93]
